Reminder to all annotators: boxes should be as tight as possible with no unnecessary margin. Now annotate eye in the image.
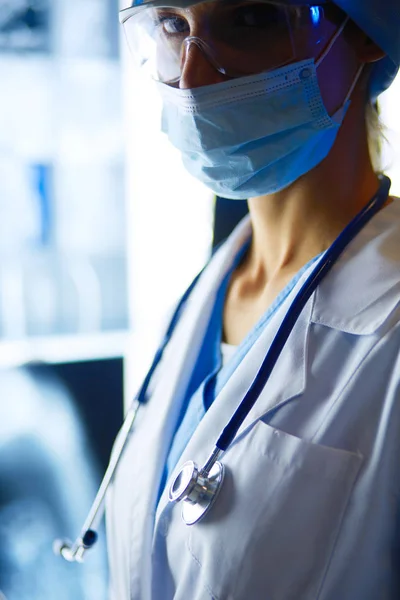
[155,12,189,36]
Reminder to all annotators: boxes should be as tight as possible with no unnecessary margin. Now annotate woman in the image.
[108,1,400,598]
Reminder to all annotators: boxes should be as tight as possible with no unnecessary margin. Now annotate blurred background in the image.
[0,1,214,597]
[0,1,127,597]
[0,1,399,598]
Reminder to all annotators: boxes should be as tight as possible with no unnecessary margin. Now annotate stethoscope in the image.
[54,175,391,562]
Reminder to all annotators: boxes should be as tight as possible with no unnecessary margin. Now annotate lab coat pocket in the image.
[186,421,363,600]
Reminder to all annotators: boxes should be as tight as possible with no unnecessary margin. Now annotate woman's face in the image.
[157,1,364,113]
[122,1,385,111]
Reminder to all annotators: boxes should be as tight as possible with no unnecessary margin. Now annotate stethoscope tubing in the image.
[54,264,206,560]
[53,399,141,561]
[137,270,204,405]
[216,174,391,451]
[55,175,391,558]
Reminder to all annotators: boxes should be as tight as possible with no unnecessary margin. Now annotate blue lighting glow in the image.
[310,6,322,26]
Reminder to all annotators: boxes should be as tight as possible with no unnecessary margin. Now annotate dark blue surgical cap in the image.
[283,0,400,99]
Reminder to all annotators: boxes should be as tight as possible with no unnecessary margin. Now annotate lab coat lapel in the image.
[125,288,216,598]
[229,292,312,441]
[154,272,313,527]
[128,219,254,597]
[126,278,217,598]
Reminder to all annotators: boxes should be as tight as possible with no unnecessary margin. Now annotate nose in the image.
[179,41,228,89]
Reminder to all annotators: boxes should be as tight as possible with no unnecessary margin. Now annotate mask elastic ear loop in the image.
[316,16,349,68]
[315,14,365,106]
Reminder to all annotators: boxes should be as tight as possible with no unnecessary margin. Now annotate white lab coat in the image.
[107,200,400,600]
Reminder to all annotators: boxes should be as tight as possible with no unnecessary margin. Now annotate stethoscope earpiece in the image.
[53,529,98,562]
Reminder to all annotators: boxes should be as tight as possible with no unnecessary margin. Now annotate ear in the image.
[346,21,387,64]
[357,37,387,64]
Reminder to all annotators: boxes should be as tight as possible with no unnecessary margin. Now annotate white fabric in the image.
[106,200,400,600]
[220,342,237,367]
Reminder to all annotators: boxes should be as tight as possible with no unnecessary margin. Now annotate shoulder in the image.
[312,199,400,336]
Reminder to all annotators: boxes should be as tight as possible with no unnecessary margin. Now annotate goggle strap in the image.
[315,15,364,106]
[316,16,349,68]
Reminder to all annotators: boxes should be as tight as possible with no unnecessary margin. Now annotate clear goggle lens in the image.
[120,1,332,84]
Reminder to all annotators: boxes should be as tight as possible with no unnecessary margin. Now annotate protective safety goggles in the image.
[119,0,343,85]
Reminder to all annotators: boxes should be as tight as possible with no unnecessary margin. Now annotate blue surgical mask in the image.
[157,20,362,200]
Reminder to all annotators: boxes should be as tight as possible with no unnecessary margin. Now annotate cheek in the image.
[316,39,360,114]
[293,15,337,61]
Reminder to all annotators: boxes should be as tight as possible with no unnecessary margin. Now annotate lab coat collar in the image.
[221,198,400,336]
[311,199,400,335]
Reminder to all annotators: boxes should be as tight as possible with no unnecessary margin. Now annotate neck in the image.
[245,91,380,282]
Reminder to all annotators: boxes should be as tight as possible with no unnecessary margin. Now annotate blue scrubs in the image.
[160,243,322,498]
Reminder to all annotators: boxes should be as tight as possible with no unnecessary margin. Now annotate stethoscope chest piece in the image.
[169,460,225,525]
